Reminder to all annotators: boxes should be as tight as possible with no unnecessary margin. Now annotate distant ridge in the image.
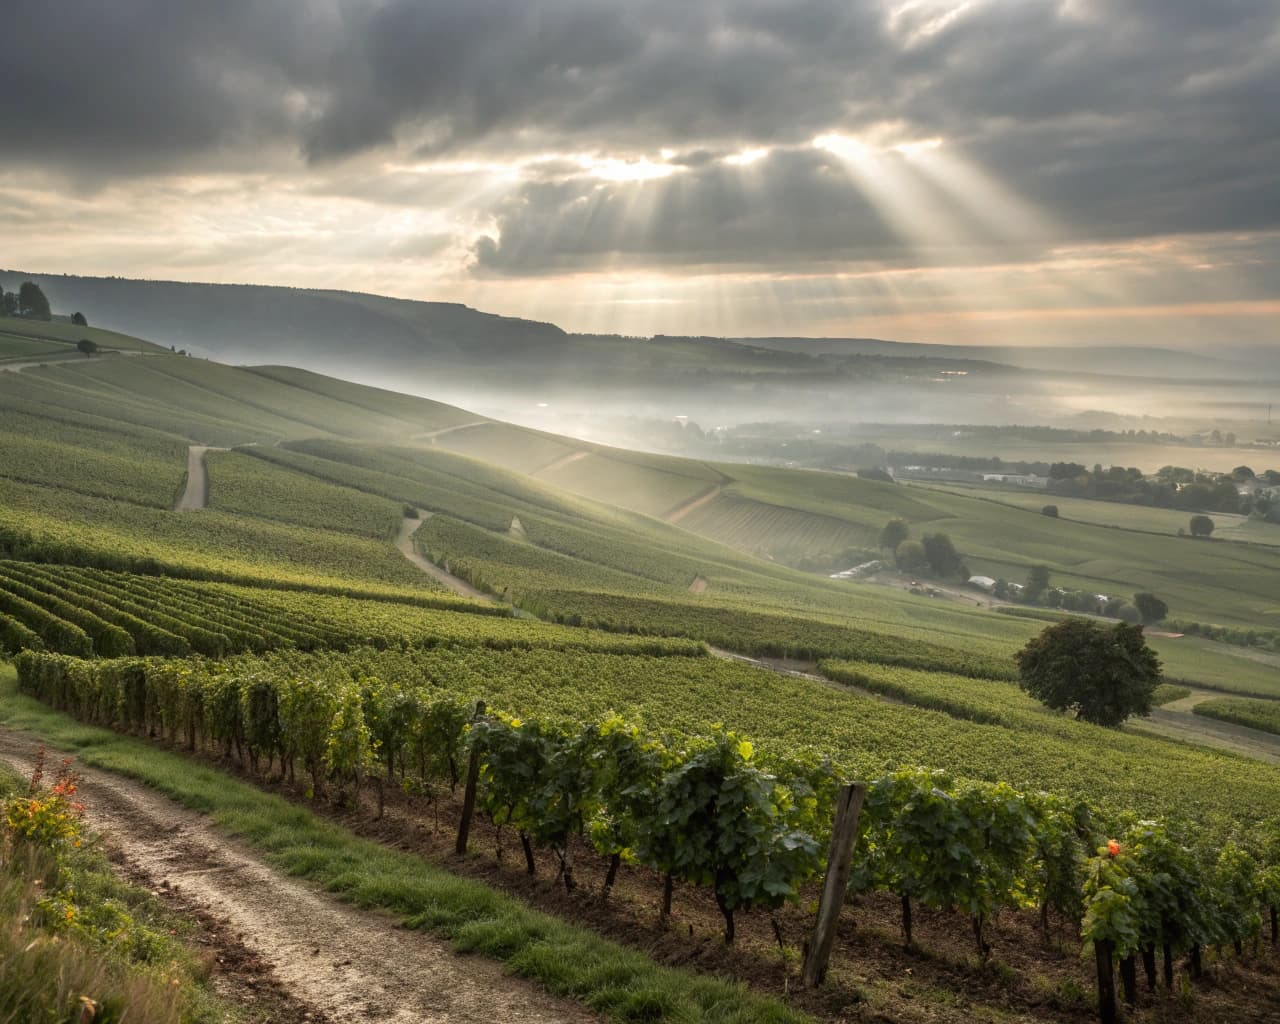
[0,270,566,366]
[718,336,1259,381]
[1,271,1265,403]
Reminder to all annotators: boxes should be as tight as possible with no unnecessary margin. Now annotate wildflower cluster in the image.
[3,746,86,854]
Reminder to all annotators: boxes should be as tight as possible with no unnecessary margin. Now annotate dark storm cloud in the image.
[3,0,1277,271]
[472,148,908,274]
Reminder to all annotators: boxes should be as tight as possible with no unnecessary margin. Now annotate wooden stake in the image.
[800,782,868,989]
[1095,939,1117,1024]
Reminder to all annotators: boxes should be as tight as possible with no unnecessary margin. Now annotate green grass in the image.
[1194,696,1280,736]
[1148,637,1280,697]
[0,332,65,360]
[0,664,807,1024]
[0,316,169,354]
[0,760,236,1024]
[413,420,579,474]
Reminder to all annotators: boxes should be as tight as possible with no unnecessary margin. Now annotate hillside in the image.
[16,269,1267,433]
[2,344,1280,1024]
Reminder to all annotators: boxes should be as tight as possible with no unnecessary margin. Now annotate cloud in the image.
[1,0,1276,339]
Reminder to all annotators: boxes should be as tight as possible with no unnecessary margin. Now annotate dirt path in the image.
[395,514,500,603]
[1133,708,1280,765]
[410,421,488,445]
[0,726,595,1024]
[533,450,590,475]
[174,445,227,511]
[663,484,722,525]
[0,350,148,373]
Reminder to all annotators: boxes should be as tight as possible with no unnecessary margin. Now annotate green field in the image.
[0,332,65,360]
[916,479,1280,547]
[0,316,170,354]
[1194,695,1280,736]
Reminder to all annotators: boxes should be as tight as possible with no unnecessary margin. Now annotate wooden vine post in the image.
[454,700,487,855]
[800,782,868,989]
[1095,939,1117,1024]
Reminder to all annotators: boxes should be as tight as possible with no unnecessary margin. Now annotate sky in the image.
[2,0,1278,345]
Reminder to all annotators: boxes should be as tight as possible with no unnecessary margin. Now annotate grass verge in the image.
[0,663,807,1024]
[0,760,235,1024]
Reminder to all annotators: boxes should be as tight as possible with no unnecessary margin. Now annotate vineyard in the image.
[1194,696,1280,737]
[205,449,404,540]
[677,492,871,563]
[13,643,1278,831]
[16,649,1280,1022]
[0,562,737,660]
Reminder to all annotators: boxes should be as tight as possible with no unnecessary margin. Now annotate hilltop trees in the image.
[0,280,52,320]
[895,540,927,572]
[1016,619,1162,727]
[17,281,51,320]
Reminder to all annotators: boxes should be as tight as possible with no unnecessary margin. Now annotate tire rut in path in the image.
[0,726,597,1024]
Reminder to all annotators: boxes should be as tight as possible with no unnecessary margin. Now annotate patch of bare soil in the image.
[0,726,597,1024]
[688,575,708,594]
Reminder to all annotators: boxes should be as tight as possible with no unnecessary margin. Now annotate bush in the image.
[1041,505,1059,518]
[1189,514,1215,537]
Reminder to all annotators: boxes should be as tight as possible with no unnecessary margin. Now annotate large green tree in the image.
[1015,619,1162,727]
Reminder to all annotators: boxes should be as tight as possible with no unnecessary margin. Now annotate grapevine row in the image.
[15,649,1279,1004]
